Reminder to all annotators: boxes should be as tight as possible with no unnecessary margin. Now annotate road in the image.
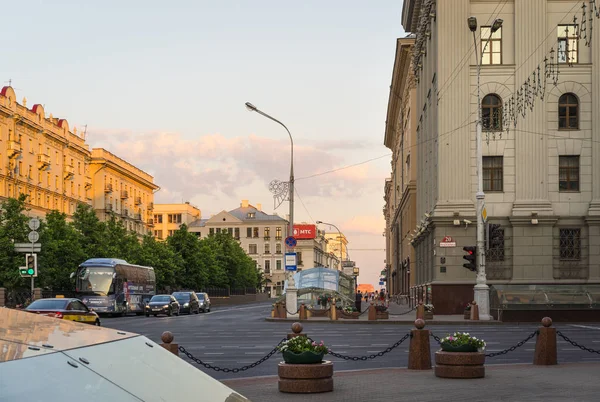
[101,301,600,381]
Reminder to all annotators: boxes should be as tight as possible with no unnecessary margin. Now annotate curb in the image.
[264,318,504,325]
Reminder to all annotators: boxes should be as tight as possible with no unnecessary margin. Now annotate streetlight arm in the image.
[252,109,294,178]
[316,221,344,268]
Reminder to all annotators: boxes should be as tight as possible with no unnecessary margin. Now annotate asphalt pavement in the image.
[100,300,600,381]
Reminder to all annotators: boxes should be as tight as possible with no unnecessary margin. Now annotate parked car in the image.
[25,298,101,326]
[145,295,180,317]
[197,292,211,313]
[172,291,200,314]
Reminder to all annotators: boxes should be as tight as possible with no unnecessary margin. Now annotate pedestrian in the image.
[364,292,368,303]
[355,290,362,312]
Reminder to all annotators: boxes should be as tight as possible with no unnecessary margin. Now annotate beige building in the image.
[152,202,201,239]
[400,0,600,313]
[323,232,348,268]
[383,35,418,298]
[189,200,288,297]
[0,86,91,217]
[295,230,340,272]
[89,148,159,236]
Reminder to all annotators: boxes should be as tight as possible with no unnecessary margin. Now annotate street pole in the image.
[468,17,502,321]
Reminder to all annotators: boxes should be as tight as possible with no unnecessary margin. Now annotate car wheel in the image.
[167,308,172,317]
[95,319,101,326]
[153,314,157,317]
[175,309,179,316]
[145,314,150,317]
[207,307,210,312]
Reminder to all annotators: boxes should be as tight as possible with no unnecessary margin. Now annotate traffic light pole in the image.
[30,242,35,300]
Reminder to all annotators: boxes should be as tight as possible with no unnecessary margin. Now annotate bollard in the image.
[408,319,432,370]
[272,304,277,318]
[416,302,425,320]
[287,322,307,340]
[278,302,287,319]
[330,300,337,321]
[470,301,480,321]
[0,288,5,307]
[368,302,376,321]
[534,317,557,365]
[306,307,312,319]
[160,331,179,356]
[299,304,307,320]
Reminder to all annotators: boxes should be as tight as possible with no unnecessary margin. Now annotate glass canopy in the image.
[490,284,600,310]
[279,267,356,308]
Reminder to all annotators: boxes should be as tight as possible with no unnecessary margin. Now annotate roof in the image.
[227,205,287,222]
[189,218,209,228]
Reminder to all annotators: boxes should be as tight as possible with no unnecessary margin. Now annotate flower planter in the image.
[340,311,360,319]
[424,311,434,320]
[464,311,471,319]
[282,350,325,365]
[441,344,478,353]
[376,311,389,320]
[278,361,334,393]
[310,309,330,318]
[434,351,485,379]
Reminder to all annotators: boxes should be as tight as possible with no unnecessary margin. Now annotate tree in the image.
[167,224,209,290]
[0,195,30,289]
[71,203,106,258]
[102,216,141,261]
[135,235,183,290]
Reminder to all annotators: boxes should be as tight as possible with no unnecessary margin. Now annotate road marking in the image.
[561,348,586,351]
[332,345,349,347]
[244,352,268,355]
[371,344,389,346]
[220,346,240,349]
[568,324,600,330]
[203,353,224,355]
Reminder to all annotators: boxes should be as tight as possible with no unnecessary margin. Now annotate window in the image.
[276,260,282,270]
[264,260,271,273]
[154,214,163,223]
[228,228,233,236]
[29,139,33,153]
[264,227,271,238]
[483,156,503,192]
[234,227,240,239]
[558,25,578,64]
[276,243,282,254]
[18,161,22,176]
[276,227,282,240]
[216,228,221,233]
[249,244,257,254]
[155,230,163,239]
[253,227,259,238]
[265,243,270,254]
[482,94,502,130]
[559,228,581,260]
[168,214,182,224]
[246,227,252,238]
[209,228,215,235]
[247,212,255,219]
[27,165,32,179]
[296,252,303,266]
[486,224,505,261]
[558,93,579,129]
[168,230,174,237]
[481,26,502,65]
[559,156,579,191]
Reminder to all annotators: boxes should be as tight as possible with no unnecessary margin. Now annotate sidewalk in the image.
[223,363,600,402]
[266,303,503,325]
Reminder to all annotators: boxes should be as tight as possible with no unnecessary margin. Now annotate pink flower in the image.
[448,336,454,341]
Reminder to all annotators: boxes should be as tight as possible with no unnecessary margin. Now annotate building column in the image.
[590,8,600,216]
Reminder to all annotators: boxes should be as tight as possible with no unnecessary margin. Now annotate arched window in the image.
[559,93,579,129]
[482,94,502,131]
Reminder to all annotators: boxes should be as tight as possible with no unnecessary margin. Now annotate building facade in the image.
[0,86,91,217]
[295,228,340,272]
[322,232,348,269]
[400,0,600,313]
[152,202,201,239]
[89,148,159,236]
[189,200,288,297]
[383,36,418,299]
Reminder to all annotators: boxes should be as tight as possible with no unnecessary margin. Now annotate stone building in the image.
[399,0,600,313]
[152,202,201,239]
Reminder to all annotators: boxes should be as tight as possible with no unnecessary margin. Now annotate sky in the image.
[2,0,406,288]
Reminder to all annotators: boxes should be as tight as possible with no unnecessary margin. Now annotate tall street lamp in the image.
[315,221,344,270]
[245,102,295,288]
[467,16,503,321]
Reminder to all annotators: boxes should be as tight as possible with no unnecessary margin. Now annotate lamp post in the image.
[315,221,344,270]
[245,102,296,289]
[467,16,503,321]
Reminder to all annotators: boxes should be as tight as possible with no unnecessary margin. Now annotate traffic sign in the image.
[439,236,456,248]
[28,218,41,231]
[285,252,297,271]
[482,206,488,222]
[15,243,41,253]
[284,236,297,248]
[28,231,40,243]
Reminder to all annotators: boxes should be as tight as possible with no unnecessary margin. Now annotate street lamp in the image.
[467,16,503,321]
[245,102,295,287]
[315,220,344,270]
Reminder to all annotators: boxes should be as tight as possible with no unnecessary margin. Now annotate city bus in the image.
[71,258,156,316]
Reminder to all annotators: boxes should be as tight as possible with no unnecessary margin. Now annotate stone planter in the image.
[278,361,334,393]
[464,310,471,319]
[441,344,478,353]
[339,311,360,319]
[424,311,434,320]
[376,311,389,320]
[310,309,330,318]
[434,351,485,379]
[282,351,325,364]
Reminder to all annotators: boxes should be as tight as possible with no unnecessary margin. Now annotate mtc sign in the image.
[293,224,316,239]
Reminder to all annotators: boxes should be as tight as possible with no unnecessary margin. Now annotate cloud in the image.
[341,215,386,236]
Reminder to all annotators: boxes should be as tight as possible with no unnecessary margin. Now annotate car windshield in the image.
[172,292,190,301]
[150,295,171,302]
[76,267,115,296]
[26,299,69,310]
[197,294,205,300]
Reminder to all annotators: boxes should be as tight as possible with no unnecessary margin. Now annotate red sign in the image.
[439,236,456,248]
[293,224,316,239]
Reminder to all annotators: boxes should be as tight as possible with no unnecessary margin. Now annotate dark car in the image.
[197,292,211,313]
[172,291,200,314]
[145,295,180,317]
[25,298,101,326]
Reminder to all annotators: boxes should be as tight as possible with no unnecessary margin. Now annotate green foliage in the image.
[0,198,261,292]
[277,337,329,355]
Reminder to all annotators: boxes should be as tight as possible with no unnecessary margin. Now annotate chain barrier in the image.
[179,338,287,373]
[557,331,600,355]
[430,331,538,358]
[430,332,442,345]
[388,306,417,316]
[325,333,411,361]
[284,306,301,315]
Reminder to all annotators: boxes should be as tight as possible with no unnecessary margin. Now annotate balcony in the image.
[134,213,142,221]
[8,141,22,158]
[264,236,271,240]
[120,190,128,199]
[121,209,128,218]
[85,175,92,190]
[104,183,113,193]
[275,250,282,254]
[37,154,51,169]
[148,218,154,227]
[275,236,282,241]
[148,202,154,211]
[105,203,113,211]
[134,196,142,205]
[63,164,75,179]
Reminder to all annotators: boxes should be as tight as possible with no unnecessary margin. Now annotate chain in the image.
[485,331,538,357]
[557,331,600,355]
[388,306,417,316]
[326,333,411,361]
[430,332,442,345]
[178,338,287,373]
[284,306,301,315]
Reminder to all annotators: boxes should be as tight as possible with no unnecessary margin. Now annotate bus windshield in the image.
[76,267,115,296]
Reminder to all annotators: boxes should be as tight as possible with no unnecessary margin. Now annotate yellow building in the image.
[323,232,348,268]
[152,202,201,239]
[0,86,91,217]
[89,148,159,236]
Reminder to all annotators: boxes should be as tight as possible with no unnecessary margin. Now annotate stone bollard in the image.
[408,319,432,370]
[416,302,425,320]
[160,331,179,356]
[534,317,557,365]
[279,302,287,319]
[271,304,277,318]
[330,300,337,321]
[0,288,5,307]
[306,307,312,319]
[470,301,480,321]
[287,322,307,340]
[368,302,376,321]
[299,304,307,320]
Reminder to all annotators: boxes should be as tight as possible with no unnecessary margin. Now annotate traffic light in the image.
[462,246,477,272]
[21,254,37,277]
